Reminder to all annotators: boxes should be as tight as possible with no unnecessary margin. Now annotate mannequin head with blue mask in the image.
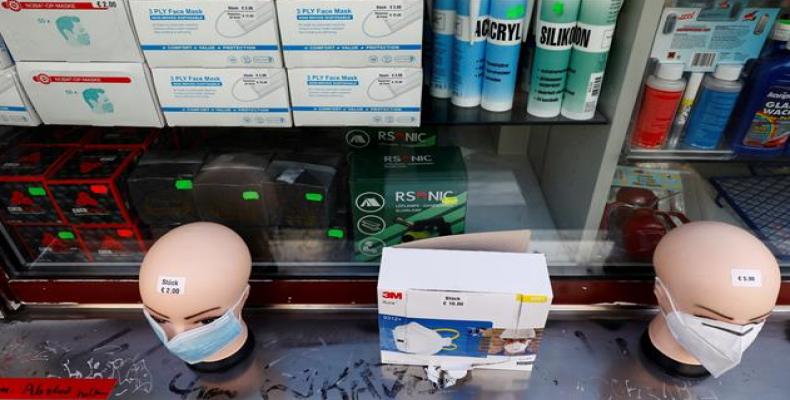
[139,222,253,369]
[644,221,780,378]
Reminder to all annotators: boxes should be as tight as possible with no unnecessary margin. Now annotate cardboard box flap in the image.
[395,230,530,253]
[378,247,551,296]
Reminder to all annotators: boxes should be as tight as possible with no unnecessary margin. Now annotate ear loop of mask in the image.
[434,328,460,351]
[655,277,680,315]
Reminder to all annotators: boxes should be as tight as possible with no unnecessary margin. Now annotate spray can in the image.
[631,63,686,149]
[560,0,623,120]
[452,0,491,107]
[481,0,530,112]
[527,0,582,118]
[430,0,457,99]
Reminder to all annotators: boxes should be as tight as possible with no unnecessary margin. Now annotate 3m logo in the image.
[383,291,403,300]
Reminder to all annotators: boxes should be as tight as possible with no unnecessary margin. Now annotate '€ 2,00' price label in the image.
[157,276,186,295]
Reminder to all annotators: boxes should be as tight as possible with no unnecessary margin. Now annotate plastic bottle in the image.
[730,41,790,157]
[452,0,491,107]
[761,17,790,58]
[527,0,582,118]
[682,64,743,150]
[631,63,686,149]
[430,0,456,99]
[481,0,529,112]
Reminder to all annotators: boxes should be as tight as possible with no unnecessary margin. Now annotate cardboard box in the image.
[378,231,552,371]
[11,224,88,262]
[350,147,467,261]
[152,67,292,127]
[289,68,422,127]
[0,35,13,69]
[127,149,207,225]
[344,127,437,149]
[75,225,145,262]
[194,152,274,226]
[0,66,41,126]
[276,0,422,68]
[0,145,70,224]
[16,62,164,127]
[0,0,143,62]
[47,148,139,225]
[129,0,282,68]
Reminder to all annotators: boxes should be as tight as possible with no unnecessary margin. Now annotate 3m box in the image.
[0,145,70,224]
[276,0,423,68]
[129,0,283,68]
[289,68,422,127]
[378,244,552,371]
[16,62,164,127]
[47,148,139,225]
[11,224,88,262]
[152,67,292,127]
[344,127,437,149]
[350,147,467,261]
[0,66,40,126]
[0,35,13,69]
[0,0,143,62]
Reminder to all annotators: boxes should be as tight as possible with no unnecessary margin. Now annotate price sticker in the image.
[157,276,186,295]
[731,269,762,288]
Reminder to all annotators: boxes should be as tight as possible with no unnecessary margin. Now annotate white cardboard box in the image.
[0,35,13,69]
[0,67,40,126]
[152,67,292,127]
[129,0,283,68]
[288,68,422,127]
[16,62,163,127]
[276,0,423,68]
[0,0,143,62]
[378,231,553,371]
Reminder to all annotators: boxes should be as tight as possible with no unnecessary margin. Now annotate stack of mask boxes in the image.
[277,0,423,127]
[129,0,292,127]
[0,0,164,127]
[0,33,40,126]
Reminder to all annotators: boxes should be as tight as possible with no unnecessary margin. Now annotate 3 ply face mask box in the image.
[288,68,422,127]
[377,231,553,372]
[276,0,423,67]
[0,0,143,62]
[350,147,467,261]
[152,68,292,127]
[129,0,283,68]
[0,67,41,126]
[16,62,164,127]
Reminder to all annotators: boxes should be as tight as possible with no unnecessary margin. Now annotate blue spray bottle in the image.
[682,64,743,150]
[730,41,790,157]
[481,0,530,112]
[452,0,491,107]
[430,0,457,99]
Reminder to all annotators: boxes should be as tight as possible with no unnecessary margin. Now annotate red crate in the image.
[11,224,89,263]
[75,225,146,262]
[0,145,72,224]
[46,148,139,226]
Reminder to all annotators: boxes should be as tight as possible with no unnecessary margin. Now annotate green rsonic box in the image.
[350,146,468,261]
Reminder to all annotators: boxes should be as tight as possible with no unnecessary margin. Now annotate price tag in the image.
[731,269,762,288]
[157,276,186,295]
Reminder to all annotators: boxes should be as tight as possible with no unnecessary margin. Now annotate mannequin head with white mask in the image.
[644,221,780,378]
[139,222,253,372]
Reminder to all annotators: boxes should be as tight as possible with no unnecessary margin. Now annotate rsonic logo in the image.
[378,130,429,144]
[395,191,454,202]
[382,291,403,300]
[383,154,433,163]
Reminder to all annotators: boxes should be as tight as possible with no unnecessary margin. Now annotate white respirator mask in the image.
[392,322,458,355]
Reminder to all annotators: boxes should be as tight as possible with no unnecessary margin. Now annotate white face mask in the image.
[655,278,764,378]
[393,322,456,355]
[504,341,528,354]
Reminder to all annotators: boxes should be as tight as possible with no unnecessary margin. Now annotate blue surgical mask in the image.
[143,286,248,364]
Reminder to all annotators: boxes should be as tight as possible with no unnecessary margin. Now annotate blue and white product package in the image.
[129,0,282,68]
[152,68,291,127]
[16,62,163,127]
[429,0,456,99]
[378,238,552,371]
[481,0,529,112]
[0,67,40,126]
[651,7,780,72]
[276,0,423,68]
[0,0,143,62]
[451,0,490,107]
[288,68,422,127]
[0,35,13,69]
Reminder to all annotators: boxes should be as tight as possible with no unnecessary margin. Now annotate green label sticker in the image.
[305,193,324,202]
[174,179,193,190]
[28,187,46,197]
[242,191,260,201]
[58,231,75,240]
[327,228,345,239]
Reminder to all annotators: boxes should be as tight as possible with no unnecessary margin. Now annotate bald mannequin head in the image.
[140,222,252,363]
